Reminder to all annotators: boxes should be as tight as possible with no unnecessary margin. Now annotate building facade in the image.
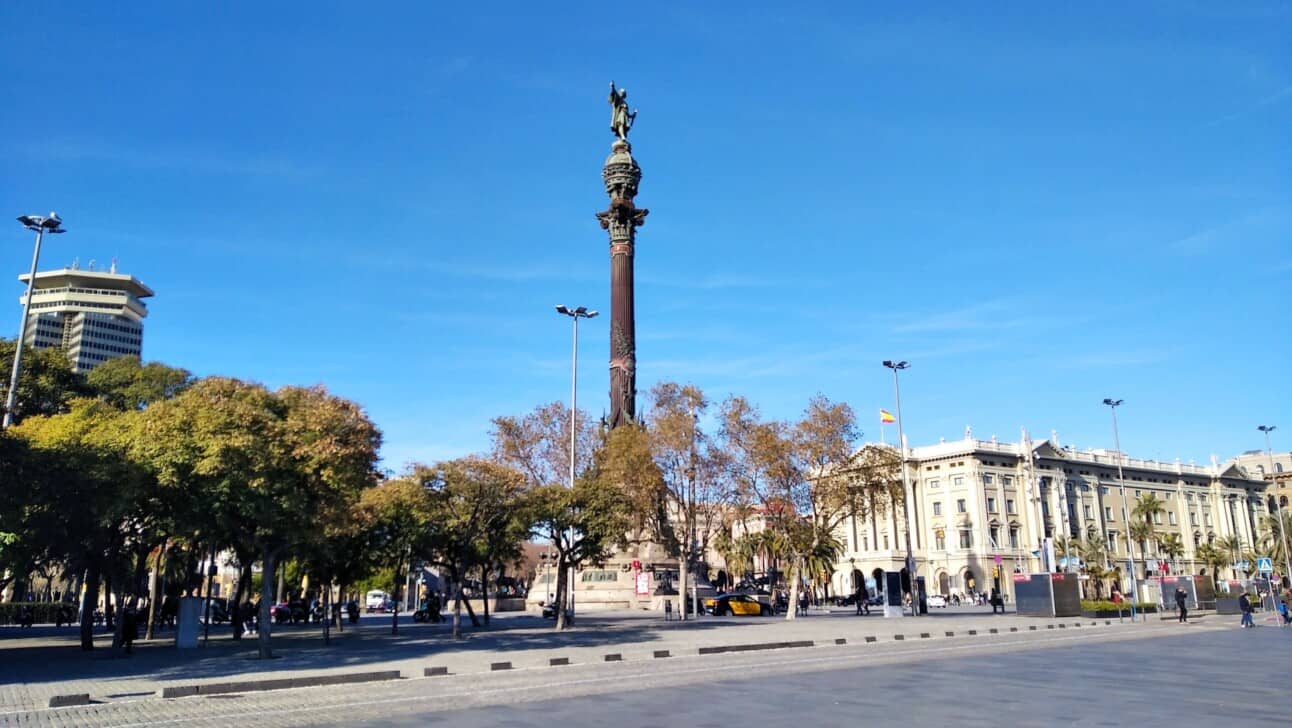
[831,433,1270,602]
[1229,450,1292,511]
[17,265,152,372]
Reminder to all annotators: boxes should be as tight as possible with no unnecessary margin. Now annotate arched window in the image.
[1278,463,1285,473]
[1282,496,1289,508]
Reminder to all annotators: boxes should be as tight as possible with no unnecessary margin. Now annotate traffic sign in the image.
[1256,557,1273,573]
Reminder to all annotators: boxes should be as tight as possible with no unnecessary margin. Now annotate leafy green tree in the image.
[418,457,529,636]
[489,403,601,631]
[719,395,864,620]
[645,383,736,618]
[1159,533,1185,574]
[85,355,192,410]
[0,338,90,424]
[12,399,152,649]
[355,477,436,635]
[1195,542,1229,589]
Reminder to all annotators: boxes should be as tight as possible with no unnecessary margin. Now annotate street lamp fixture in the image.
[882,359,917,616]
[1103,397,1139,622]
[4,212,65,429]
[1258,425,1291,587]
[555,304,598,624]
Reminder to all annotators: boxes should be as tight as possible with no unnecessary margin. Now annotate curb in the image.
[160,669,400,699]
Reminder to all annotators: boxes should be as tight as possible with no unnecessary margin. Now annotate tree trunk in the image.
[258,548,276,659]
[481,565,491,627]
[463,589,480,628]
[391,561,404,636]
[553,553,569,631]
[275,560,285,603]
[335,582,344,633]
[784,564,800,621]
[79,562,100,651]
[145,541,166,640]
[322,579,331,645]
[451,578,463,639]
[679,550,688,622]
[231,562,250,640]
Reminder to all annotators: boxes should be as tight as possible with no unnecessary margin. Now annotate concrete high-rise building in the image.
[16,264,153,372]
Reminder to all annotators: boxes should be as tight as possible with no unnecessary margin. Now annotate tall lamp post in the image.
[1258,425,1291,588]
[556,304,597,624]
[4,213,65,429]
[882,360,918,617]
[1103,398,1138,623]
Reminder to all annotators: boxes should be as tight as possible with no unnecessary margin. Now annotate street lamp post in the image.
[882,360,918,617]
[1103,398,1138,623]
[4,213,65,429]
[556,304,597,625]
[1258,425,1291,588]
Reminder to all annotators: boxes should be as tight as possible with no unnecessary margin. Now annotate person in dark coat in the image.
[121,605,138,654]
[1239,592,1255,628]
[1175,587,1188,623]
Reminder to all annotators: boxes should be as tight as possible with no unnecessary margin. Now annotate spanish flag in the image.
[880,409,896,424]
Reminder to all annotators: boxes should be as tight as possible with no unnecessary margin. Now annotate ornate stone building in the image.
[830,433,1270,602]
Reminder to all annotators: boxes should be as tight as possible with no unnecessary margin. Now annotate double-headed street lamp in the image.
[1257,425,1291,587]
[4,213,65,429]
[555,304,597,624]
[882,359,918,616]
[1103,398,1139,622]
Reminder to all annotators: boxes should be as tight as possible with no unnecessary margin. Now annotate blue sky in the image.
[2,2,1288,469]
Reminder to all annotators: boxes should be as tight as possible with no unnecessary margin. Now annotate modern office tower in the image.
[16,262,153,372]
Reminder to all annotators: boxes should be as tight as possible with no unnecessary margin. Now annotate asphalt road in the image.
[13,619,1286,726]
[362,625,1289,728]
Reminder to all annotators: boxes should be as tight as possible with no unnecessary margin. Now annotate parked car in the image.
[703,593,774,616]
[365,590,390,612]
[926,594,948,608]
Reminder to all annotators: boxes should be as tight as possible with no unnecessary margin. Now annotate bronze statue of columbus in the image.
[608,81,637,142]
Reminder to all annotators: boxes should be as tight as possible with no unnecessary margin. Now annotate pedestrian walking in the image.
[1175,586,1188,623]
[1239,592,1255,628]
[990,587,1004,614]
[121,604,138,654]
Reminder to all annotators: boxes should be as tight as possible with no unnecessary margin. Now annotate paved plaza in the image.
[4,606,1284,725]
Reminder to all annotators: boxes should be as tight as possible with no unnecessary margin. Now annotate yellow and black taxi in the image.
[703,593,774,616]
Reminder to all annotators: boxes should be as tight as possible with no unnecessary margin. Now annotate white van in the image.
[365,590,389,612]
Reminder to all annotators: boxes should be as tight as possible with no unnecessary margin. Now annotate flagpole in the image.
[880,421,886,446]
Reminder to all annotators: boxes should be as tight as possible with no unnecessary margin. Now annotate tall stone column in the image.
[597,138,648,429]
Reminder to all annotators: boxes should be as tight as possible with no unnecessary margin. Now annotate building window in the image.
[1190,513,1198,526]
[983,474,994,485]
[1100,486,1109,495]
[580,570,618,583]
[1108,533,1118,553]
[986,497,997,513]
[935,532,946,550]
[1006,499,1016,515]
[959,530,972,549]
[989,526,1000,547]
[927,479,940,489]
[1204,513,1212,527]
[1168,512,1176,525]
[1042,501,1050,516]
[953,476,964,487]
[1009,527,1019,548]
[883,535,890,549]
[1278,463,1285,473]
[933,502,942,516]
[1104,506,1113,521]
[1152,512,1162,525]
[956,499,967,513]
[1083,504,1093,519]
[1002,476,1013,487]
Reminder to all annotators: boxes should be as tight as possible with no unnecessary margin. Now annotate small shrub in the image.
[0,602,61,625]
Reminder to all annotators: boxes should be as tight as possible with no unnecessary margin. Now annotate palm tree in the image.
[1079,536,1109,598]
[1195,543,1230,589]
[1159,533,1185,574]
[1214,535,1245,579]
[1259,511,1292,569]
[1132,493,1166,575]
[1129,520,1153,575]
[1055,536,1079,572]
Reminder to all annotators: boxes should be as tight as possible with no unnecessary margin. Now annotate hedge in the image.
[1080,600,1157,612]
[0,602,65,625]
